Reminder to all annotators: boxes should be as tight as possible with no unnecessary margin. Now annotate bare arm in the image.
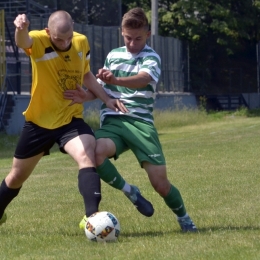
[64,71,128,113]
[13,14,33,48]
[83,71,110,104]
[63,84,97,105]
[96,69,152,89]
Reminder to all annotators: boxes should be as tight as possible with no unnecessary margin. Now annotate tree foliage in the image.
[161,1,260,52]
[122,0,260,93]
[122,0,260,52]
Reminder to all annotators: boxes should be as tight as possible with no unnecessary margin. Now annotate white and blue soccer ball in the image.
[85,211,120,242]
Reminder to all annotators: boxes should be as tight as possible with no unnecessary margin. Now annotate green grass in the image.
[1,109,260,259]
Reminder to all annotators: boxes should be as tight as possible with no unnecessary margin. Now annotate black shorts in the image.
[14,118,94,159]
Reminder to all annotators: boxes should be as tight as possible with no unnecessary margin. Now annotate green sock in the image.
[163,185,187,217]
[97,158,125,190]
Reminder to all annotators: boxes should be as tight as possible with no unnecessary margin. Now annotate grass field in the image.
[0,109,260,259]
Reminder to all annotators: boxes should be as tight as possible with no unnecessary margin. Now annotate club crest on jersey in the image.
[78,52,83,60]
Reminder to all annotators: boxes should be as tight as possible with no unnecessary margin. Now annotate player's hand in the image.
[14,14,30,30]
[63,84,89,105]
[106,98,129,113]
[96,69,117,85]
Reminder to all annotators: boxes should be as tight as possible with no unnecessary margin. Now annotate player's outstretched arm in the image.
[14,14,32,48]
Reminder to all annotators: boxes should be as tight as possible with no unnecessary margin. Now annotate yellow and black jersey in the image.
[23,30,90,129]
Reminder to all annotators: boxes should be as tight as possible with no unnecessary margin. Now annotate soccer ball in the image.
[84,211,120,242]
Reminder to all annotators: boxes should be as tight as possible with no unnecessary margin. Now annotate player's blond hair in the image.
[121,7,149,30]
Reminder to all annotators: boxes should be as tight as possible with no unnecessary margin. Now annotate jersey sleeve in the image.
[83,36,91,74]
[23,30,42,56]
[140,54,161,83]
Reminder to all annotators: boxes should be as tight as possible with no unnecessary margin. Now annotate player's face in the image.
[122,27,151,54]
[46,28,73,52]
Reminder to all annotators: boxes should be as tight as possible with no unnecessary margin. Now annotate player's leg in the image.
[59,118,101,227]
[144,162,197,232]
[125,118,197,231]
[95,117,154,217]
[0,154,43,225]
[95,116,139,192]
[0,122,52,225]
[64,134,101,216]
[95,137,125,189]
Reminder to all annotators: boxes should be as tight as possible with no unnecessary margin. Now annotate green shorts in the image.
[95,116,166,167]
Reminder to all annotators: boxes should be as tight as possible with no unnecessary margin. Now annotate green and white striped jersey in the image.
[98,44,161,125]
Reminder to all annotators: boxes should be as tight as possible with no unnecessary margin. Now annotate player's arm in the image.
[64,71,128,113]
[83,71,110,103]
[63,84,96,105]
[14,14,33,48]
[83,71,128,112]
[96,69,152,89]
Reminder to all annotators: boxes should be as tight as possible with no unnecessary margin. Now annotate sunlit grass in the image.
[0,108,260,259]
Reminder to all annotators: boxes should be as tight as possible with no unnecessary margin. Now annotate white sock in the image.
[121,183,131,193]
[177,213,188,219]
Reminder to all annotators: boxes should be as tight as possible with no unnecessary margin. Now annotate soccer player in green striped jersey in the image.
[65,7,197,232]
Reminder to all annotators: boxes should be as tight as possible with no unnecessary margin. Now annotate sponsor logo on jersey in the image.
[64,55,71,62]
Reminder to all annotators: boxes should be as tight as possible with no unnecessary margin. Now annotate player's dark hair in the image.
[122,7,149,31]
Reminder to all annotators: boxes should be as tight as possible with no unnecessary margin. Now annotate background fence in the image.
[0,10,5,90]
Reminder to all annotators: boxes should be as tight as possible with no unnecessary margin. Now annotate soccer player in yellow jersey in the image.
[0,10,127,227]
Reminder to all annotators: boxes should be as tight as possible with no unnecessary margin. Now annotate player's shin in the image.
[96,158,125,190]
[0,179,21,218]
[163,185,187,217]
[78,168,101,217]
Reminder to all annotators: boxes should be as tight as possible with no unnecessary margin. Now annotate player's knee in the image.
[95,151,105,167]
[6,172,26,188]
[152,180,171,197]
[95,140,110,166]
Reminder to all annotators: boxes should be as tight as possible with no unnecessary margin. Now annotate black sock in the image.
[78,167,101,217]
[0,179,21,218]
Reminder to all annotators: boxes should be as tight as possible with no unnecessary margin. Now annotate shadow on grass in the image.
[193,225,260,233]
[245,108,260,117]
[121,230,165,238]
[120,225,260,237]
[1,225,259,239]
[206,107,260,119]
